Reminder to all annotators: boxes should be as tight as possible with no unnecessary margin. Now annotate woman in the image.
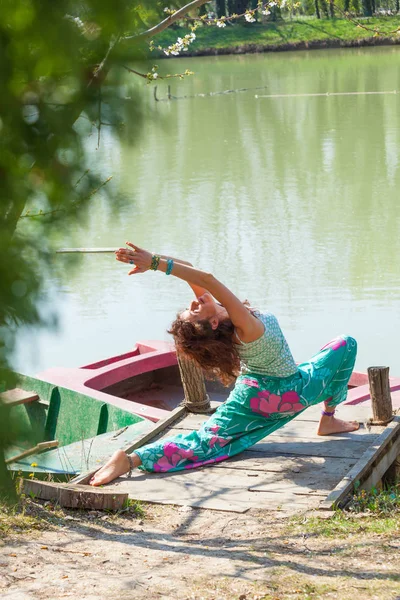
[90,243,359,486]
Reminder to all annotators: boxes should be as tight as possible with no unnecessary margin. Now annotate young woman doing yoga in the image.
[90,243,359,486]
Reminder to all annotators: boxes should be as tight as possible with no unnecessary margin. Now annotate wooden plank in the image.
[56,247,117,253]
[20,479,128,511]
[221,452,356,476]
[157,427,377,459]
[71,405,187,485]
[108,467,322,512]
[319,416,400,510]
[0,388,39,406]
[252,437,373,459]
[5,440,58,465]
[173,403,377,431]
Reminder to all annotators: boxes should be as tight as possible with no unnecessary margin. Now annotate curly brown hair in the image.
[168,315,240,386]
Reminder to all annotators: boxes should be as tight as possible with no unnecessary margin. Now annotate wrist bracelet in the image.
[150,254,161,271]
[166,258,174,276]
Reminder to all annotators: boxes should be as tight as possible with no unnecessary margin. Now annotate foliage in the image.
[0,0,208,501]
[349,481,400,515]
[153,15,400,52]
[290,509,400,537]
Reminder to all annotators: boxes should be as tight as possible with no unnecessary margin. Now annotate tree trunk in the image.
[397,0,400,13]
[320,0,329,18]
[343,0,350,11]
[315,0,321,18]
[177,354,211,413]
[368,366,393,425]
[362,0,373,16]
[216,0,226,18]
[329,0,335,17]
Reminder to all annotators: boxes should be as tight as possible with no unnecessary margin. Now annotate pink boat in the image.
[37,340,400,422]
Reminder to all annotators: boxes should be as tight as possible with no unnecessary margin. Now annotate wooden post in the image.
[368,366,393,425]
[153,85,158,102]
[177,353,211,413]
[168,85,171,100]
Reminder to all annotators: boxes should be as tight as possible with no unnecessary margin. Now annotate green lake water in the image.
[14,46,400,377]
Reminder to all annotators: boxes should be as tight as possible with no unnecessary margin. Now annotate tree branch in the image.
[124,0,210,41]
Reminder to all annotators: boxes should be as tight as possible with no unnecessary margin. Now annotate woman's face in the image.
[180,293,218,324]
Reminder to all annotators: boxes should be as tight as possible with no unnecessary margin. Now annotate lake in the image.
[14,46,400,377]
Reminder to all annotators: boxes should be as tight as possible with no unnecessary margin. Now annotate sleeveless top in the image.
[235,311,298,378]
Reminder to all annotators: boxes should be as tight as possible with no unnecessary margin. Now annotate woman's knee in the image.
[342,336,357,354]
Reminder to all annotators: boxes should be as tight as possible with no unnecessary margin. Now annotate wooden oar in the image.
[56,248,117,253]
[6,440,59,465]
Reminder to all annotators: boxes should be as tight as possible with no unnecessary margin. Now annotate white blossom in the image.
[216,19,227,27]
[262,8,271,14]
[244,11,256,22]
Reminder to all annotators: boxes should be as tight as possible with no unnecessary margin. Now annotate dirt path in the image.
[1,503,400,600]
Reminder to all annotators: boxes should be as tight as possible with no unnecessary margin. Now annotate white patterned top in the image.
[235,311,297,378]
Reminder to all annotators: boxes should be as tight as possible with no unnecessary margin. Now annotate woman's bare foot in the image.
[317,414,360,436]
[90,449,131,486]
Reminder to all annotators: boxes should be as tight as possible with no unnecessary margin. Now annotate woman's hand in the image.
[115,242,153,275]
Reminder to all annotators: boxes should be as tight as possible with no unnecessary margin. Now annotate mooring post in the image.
[153,85,158,102]
[168,85,171,100]
[176,353,211,413]
[367,366,393,425]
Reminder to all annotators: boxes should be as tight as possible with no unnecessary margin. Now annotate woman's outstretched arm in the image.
[116,244,209,299]
[118,242,264,343]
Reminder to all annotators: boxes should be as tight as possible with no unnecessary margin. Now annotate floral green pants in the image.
[135,336,357,472]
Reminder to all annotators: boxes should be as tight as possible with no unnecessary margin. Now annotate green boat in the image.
[4,374,154,479]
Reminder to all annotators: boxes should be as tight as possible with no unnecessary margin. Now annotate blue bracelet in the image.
[166,258,174,276]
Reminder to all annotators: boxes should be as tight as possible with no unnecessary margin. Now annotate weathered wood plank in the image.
[5,440,58,465]
[319,416,400,510]
[156,427,377,459]
[20,479,128,511]
[172,403,378,431]
[71,405,187,485]
[220,452,356,476]
[0,388,39,406]
[108,467,323,512]
[252,437,373,459]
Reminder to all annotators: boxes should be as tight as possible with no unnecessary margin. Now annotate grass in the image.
[0,494,147,538]
[153,16,400,55]
[288,481,400,538]
[349,481,400,514]
[0,497,64,538]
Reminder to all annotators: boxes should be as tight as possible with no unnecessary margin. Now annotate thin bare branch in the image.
[19,177,112,219]
[124,0,210,41]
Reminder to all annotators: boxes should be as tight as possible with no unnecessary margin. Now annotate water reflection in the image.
[14,47,400,375]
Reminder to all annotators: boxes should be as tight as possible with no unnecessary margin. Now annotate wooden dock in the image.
[107,397,400,514]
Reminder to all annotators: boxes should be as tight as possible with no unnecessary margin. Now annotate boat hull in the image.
[37,341,400,422]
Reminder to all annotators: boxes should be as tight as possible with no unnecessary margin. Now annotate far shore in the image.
[153,17,400,58]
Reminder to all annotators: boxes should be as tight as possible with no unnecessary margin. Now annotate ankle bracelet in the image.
[127,453,135,477]
[321,409,335,417]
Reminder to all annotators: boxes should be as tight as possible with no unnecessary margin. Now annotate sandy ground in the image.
[1,503,400,600]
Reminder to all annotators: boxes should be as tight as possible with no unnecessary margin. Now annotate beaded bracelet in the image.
[150,254,161,271]
[166,258,174,276]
